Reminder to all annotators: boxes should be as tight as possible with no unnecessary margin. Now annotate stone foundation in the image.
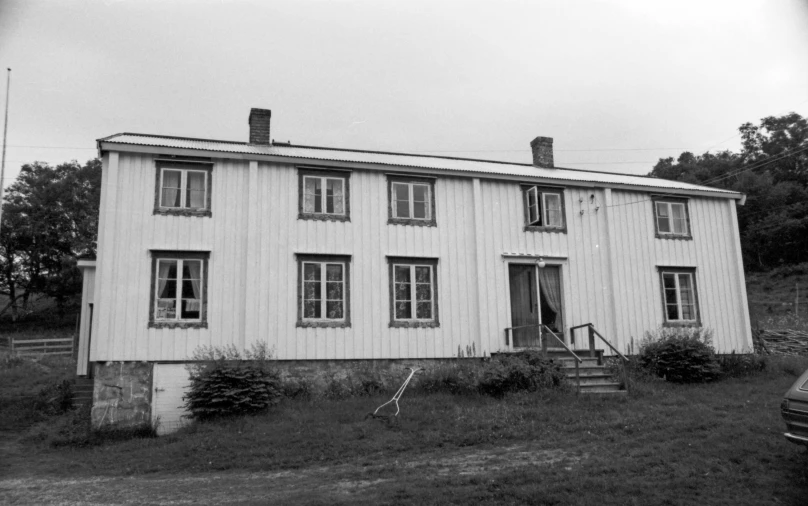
[92,362,153,428]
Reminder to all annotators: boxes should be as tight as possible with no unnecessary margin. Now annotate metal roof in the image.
[98,133,742,198]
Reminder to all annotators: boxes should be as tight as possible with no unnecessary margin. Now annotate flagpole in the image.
[0,68,10,235]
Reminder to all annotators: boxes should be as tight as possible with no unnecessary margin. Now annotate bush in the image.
[478,350,566,397]
[34,379,74,415]
[416,351,566,397]
[184,343,283,421]
[639,327,721,383]
[417,360,483,395]
[281,378,315,400]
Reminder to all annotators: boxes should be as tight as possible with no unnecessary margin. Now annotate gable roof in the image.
[98,132,743,200]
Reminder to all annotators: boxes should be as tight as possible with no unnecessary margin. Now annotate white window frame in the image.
[655,201,689,236]
[159,168,208,210]
[301,261,347,322]
[527,187,540,225]
[391,182,432,220]
[392,263,435,322]
[154,258,204,323]
[302,175,346,216]
[526,186,563,228]
[542,192,563,227]
[661,271,697,323]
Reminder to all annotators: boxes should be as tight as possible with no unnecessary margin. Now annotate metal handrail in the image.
[541,325,582,363]
[591,327,630,363]
[569,322,631,394]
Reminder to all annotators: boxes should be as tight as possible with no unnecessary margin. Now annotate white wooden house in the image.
[80,108,752,430]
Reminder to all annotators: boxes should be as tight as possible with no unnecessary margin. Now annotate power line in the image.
[699,145,808,187]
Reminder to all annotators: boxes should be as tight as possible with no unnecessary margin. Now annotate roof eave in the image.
[98,140,744,201]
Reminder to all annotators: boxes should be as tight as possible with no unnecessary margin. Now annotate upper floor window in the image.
[296,254,351,328]
[149,251,209,329]
[653,197,691,239]
[298,168,350,222]
[522,185,566,232]
[387,176,437,227]
[154,160,212,217]
[658,267,700,326]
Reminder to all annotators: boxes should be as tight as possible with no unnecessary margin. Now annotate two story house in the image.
[77,108,752,431]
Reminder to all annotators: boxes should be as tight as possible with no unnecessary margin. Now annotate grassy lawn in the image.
[2,357,808,505]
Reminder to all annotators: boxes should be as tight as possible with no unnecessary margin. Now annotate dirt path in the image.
[0,443,587,505]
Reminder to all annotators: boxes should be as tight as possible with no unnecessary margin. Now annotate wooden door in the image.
[508,264,540,347]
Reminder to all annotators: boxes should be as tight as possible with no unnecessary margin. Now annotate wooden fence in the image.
[757,329,808,355]
[10,337,75,356]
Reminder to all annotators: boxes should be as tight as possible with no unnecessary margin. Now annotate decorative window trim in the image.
[295,254,352,328]
[153,160,213,217]
[652,196,692,240]
[386,256,439,328]
[520,184,567,233]
[297,168,351,222]
[148,250,210,329]
[656,266,701,327]
[387,175,437,227]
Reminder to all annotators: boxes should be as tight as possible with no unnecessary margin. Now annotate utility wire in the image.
[698,145,808,187]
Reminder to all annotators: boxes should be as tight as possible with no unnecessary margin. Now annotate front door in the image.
[508,264,540,347]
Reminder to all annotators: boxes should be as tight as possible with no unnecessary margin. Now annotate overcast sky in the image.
[1,0,807,186]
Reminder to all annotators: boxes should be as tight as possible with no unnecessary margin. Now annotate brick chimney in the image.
[248,108,272,145]
[530,136,554,168]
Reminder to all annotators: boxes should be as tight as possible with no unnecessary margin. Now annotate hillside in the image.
[746,263,808,331]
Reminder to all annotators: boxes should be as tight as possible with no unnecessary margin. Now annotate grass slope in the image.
[3,360,808,505]
[746,263,808,331]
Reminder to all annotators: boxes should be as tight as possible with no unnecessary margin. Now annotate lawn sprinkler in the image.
[367,367,422,422]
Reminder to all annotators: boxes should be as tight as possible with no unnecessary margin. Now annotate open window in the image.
[154,160,213,217]
[298,168,350,222]
[149,251,209,329]
[522,185,566,232]
[652,197,691,239]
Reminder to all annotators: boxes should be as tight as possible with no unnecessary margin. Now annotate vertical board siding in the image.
[609,190,751,353]
[93,152,751,361]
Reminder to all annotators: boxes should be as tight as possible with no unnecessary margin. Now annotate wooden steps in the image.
[548,348,627,395]
[73,377,94,406]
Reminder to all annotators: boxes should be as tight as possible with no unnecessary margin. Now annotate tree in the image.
[0,159,102,320]
[648,113,808,270]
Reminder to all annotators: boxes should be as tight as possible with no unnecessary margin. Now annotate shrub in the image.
[184,343,283,421]
[34,379,74,415]
[416,360,482,395]
[639,327,720,383]
[416,351,566,397]
[479,350,566,397]
[281,378,315,400]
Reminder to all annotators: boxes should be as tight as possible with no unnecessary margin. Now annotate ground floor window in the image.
[388,257,439,328]
[149,251,209,328]
[296,254,351,327]
[658,267,700,325]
